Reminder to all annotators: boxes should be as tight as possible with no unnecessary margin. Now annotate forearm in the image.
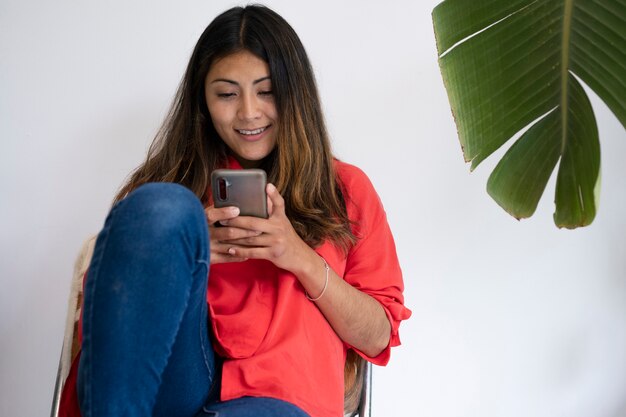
[296,249,391,358]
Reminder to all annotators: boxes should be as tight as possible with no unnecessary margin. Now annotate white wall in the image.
[2,1,625,416]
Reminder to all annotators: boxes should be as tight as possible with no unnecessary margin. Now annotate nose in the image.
[237,92,261,120]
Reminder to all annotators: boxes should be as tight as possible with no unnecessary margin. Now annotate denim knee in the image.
[118,182,207,240]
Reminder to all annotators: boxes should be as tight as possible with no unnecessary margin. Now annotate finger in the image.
[206,206,240,225]
[211,225,262,242]
[210,242,249,262]
[266,190,274,216]
[227,246,268,260]
[266,183,285,216]
[222,215,267,233]
[210,241,236,254]
[211,241,258,256]
[226,233,273,247]
[210,252,248,264]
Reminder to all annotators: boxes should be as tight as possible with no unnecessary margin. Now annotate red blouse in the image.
[59,159,411,417]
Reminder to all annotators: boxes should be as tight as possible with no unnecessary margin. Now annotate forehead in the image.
[207,50,271,81]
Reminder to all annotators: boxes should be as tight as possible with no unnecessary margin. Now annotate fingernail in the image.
[228,247,236,255]
[220,220,229,226]
[267,183,276,192]
[231,207,240,215]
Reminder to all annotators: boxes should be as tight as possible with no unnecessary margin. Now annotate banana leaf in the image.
[433,0,626,228]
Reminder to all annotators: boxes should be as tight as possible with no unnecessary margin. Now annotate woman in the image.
[60,5,410,417]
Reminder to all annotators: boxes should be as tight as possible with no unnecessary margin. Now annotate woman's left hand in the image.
[218,183,315,273]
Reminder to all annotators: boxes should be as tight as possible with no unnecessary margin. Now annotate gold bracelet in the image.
[305,256,329,302]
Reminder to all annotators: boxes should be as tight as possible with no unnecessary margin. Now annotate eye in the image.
[217,92,236,99]
[258,90,273,96]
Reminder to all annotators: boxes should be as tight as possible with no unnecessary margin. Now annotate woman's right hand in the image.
[205,205,262,264]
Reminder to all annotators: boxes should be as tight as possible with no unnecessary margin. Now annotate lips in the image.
[234,125,271,142]
[236,126,268,135]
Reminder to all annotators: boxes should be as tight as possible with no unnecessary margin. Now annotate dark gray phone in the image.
[211,169,268,218]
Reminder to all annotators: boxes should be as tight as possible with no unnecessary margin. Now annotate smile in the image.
[236,126,268,136]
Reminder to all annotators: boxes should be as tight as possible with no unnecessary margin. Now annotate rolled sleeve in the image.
[339,163,412,365]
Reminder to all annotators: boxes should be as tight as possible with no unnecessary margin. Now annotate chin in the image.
[244,150,273,161]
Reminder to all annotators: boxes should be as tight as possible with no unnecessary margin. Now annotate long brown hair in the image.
[114,5,355,251]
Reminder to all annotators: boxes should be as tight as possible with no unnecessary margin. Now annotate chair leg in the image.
[356,361,372,417]
[50,349,65,417]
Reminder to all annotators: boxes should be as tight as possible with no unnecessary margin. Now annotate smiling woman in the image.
[205,52,278,168]
[56,4,410,417]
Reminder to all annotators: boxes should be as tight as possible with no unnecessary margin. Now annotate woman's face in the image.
[205,50,278,168]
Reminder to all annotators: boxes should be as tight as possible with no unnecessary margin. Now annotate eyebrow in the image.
[210,76,271,86]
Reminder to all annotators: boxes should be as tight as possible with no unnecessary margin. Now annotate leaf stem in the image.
[561,0,574,153]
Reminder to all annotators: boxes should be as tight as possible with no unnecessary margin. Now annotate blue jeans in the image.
[77,183,308,417]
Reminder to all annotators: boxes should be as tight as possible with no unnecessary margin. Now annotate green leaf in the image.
[554,74,601,227]
[486,108,562,220]
[433,0,626,228]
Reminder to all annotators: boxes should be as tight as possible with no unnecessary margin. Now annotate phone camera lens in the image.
[218,178,228,201]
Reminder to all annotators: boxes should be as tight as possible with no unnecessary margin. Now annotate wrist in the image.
[292,249,329,300]
[305,255,329,302]
[291,246,321,279]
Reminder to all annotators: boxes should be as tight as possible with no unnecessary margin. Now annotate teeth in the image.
[237,127,266,135]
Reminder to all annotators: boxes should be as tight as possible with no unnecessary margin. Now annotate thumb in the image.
[266,183,284,216]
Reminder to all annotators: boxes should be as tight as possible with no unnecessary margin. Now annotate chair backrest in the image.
[50,236,95,417]
[343,350,372,417]
[51,236,372,417]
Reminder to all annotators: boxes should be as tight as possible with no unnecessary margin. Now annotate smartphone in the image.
[211,169,268,219]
